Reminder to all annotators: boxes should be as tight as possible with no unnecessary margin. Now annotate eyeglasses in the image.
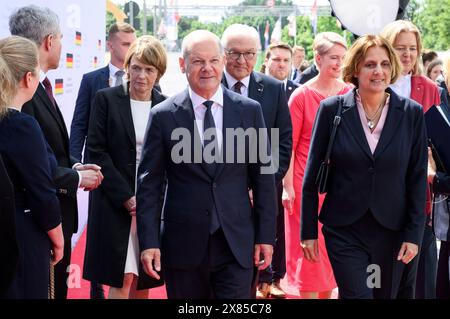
[225,50,256,61]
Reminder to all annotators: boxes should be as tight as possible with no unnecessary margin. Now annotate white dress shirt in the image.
[189,86,224,151]
[390,74,412,98]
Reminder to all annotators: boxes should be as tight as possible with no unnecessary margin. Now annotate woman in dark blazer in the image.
[0,36,63,299]
[83,36,167,299]
[301,35,427,299]
[0,154,17,296]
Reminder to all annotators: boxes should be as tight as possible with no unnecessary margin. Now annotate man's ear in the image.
[179,56,186,74]
[43,34,53,52]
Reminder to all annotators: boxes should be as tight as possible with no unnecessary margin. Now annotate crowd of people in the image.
[0,5,449,300]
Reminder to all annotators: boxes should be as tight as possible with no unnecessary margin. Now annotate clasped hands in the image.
[75,163,103,191]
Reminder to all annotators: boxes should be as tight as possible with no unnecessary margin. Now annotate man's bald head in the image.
[181,30,224,60]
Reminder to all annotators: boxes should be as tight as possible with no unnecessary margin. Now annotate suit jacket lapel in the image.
[35,85,69,139]
[410,76,423,103]
[214,89,243,180]
[248,72,264,101]
[100,65,110,88]
[341,90,373,161]
[373,89,405,159]
[172,89,206,175]
[117,84,136,146]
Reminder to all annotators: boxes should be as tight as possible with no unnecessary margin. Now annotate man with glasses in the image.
[221,24,292,299]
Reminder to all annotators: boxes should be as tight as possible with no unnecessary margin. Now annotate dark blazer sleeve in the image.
[70,73,92,162]
[136,109,166,251]
[22,96,79,199]
[433,171,450,195]
[274,82,292,183]
[13,116,62,231]
[301,98,333,240]
[248,102,278,244]
[87,90,135,208]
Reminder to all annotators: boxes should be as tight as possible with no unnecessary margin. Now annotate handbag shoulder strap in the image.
[323,96,343,164]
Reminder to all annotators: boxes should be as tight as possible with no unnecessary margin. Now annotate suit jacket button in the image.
[212,183,217,188]
[206,210,210,216]
[368,167,375,174]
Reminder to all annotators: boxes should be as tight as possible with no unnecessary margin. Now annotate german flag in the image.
[66,53,73,68]
[75,31,82,45]
[55,79,63,95]
[93,56,98,68]
[97,39,102,50]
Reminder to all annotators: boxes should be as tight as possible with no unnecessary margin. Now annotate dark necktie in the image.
[42,77,56,108]
[202,100,218,174]
[233,81,243,94]
[292,69,298,81]
[203,100,220,233]
[115,70,125,87]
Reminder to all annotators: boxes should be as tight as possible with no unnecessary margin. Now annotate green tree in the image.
[415,0,450,50]
[106,11,116,39]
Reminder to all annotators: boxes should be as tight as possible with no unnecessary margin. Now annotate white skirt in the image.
[124,216,139,276]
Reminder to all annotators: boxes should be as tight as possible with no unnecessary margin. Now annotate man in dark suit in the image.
[290,45,305,83]
[69,21,135,299]
[260,41,299,298]
[298,63,319,84]
[220,24,292,299]
[136,30,277,299]
[70,22,136,163]
[0,155,17,297]
[9,5,103,299]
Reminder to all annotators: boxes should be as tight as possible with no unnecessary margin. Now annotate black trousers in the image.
[436,240,450,298]
[259,184,286,283]
[164,229,253,299]
[323,212,409,299]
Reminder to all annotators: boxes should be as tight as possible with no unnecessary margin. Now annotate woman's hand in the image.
[427,147,436,184]
[301,239,319,262]
[397,242,419,264]
[47,224,64,265]
[282,184,295,215]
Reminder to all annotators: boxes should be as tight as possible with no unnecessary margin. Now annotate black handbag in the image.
[316,96,343,194]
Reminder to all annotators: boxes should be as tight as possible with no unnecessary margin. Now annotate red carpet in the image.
[67,228,167,299]
[67,228,333,299]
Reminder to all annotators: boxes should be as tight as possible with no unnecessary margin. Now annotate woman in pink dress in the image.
[282,32,353,299]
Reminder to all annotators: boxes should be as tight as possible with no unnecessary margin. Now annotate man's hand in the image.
[254,244,273,270]
[141,248,161,280]
[79,169,103,190]
[397,242,419,264]
[301,239,319,263]
[124,196,136,215]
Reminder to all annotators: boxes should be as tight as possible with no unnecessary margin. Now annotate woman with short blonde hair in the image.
[0,36,64,298]
[84,35,168,299]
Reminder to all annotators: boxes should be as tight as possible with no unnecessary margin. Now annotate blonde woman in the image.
[0,36,63,298]
[283,32,352,299]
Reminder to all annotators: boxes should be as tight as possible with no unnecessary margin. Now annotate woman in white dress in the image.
[84,36,167,299]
